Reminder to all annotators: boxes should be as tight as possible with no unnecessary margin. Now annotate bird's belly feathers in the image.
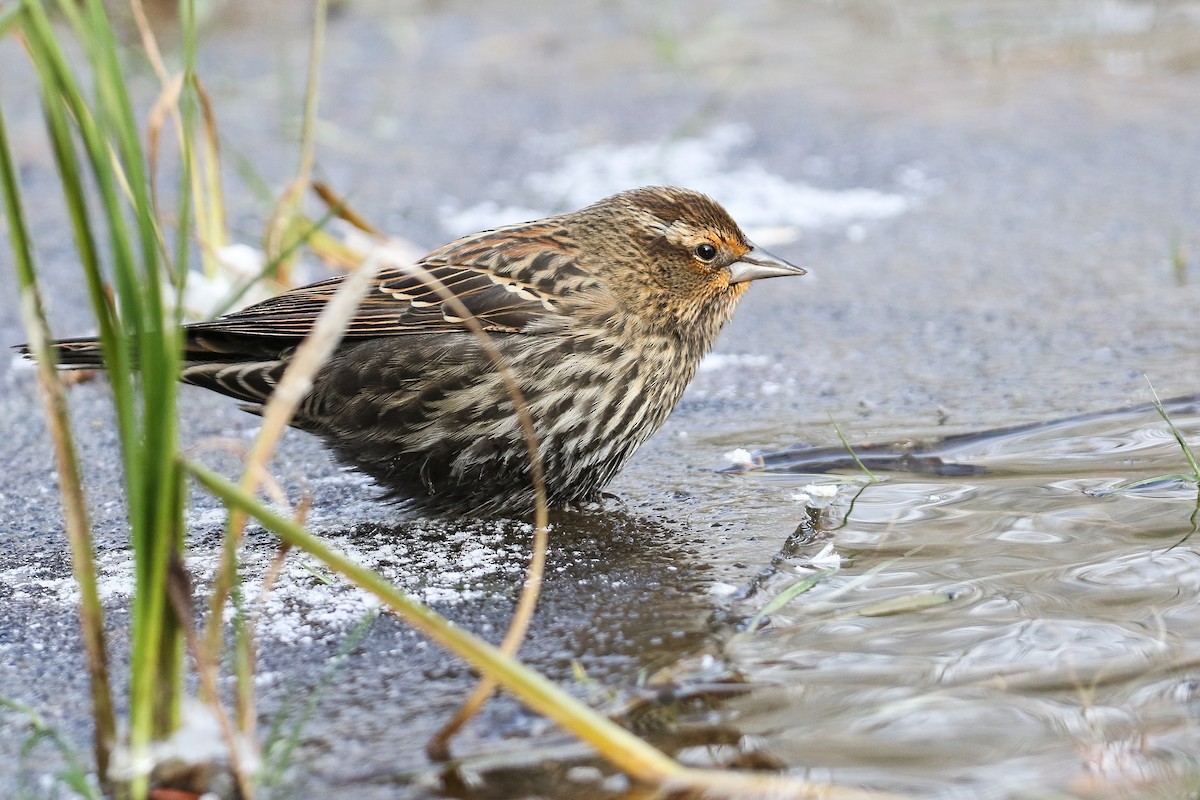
[309,328,700,514]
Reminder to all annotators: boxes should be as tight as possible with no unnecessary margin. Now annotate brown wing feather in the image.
[186,219,585,341]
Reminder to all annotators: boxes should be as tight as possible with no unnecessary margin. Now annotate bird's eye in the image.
[694,243,718,262]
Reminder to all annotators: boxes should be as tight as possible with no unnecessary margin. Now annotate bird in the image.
[36,186,806,515]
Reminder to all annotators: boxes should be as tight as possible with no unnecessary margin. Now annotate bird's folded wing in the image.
[187,224,581,340]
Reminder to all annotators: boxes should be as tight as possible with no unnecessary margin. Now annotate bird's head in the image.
[573,186,806,329]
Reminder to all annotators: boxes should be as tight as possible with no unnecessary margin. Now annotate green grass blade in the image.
[744,569,838,634]
[0,698,103,800]
[1148,385,1200,480]
[188,462,904,799]
[20,3,192,791]
[830,414,880,482]
[0,5,22,38]
[0,84,116,789]
[260,610,378,787]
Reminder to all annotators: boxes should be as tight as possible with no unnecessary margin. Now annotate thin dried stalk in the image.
[311,180,381,235]
[304,184,555,759]
[164,556,254,799]
[202,248,385,737]
[403,260,550,759]
[133,0,230,278]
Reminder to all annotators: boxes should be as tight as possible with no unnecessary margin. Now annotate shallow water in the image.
[712,399,1200,797]
[448,398,1194,798]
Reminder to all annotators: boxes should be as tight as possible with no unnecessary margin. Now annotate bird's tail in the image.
[15,337,107,368]
[17,332,293,409]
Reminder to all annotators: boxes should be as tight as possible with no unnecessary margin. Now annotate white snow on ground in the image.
[180,243,277,320]
[0,499,536,645]
[722,448,756,469]
[441,124,922,244]
[697,353,772,373]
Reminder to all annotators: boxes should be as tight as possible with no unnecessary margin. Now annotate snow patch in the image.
[697,352,773,373]
[442,124,920,244]
[0,516,536,645]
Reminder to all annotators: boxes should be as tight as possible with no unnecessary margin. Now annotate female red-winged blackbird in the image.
[42,186,805,515]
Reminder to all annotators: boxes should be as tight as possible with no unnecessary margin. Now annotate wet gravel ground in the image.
[1,1,1199,797]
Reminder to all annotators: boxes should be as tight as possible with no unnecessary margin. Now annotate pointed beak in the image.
[727,245,807,284]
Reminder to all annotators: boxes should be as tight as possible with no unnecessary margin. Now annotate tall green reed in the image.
[2,0,200,793]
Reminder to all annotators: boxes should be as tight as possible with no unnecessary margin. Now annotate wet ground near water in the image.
[2,1,1200,797]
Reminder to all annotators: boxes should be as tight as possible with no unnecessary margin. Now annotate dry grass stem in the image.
[376,259,552,759]
[202,247,384,736]
[312,180,381,235]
